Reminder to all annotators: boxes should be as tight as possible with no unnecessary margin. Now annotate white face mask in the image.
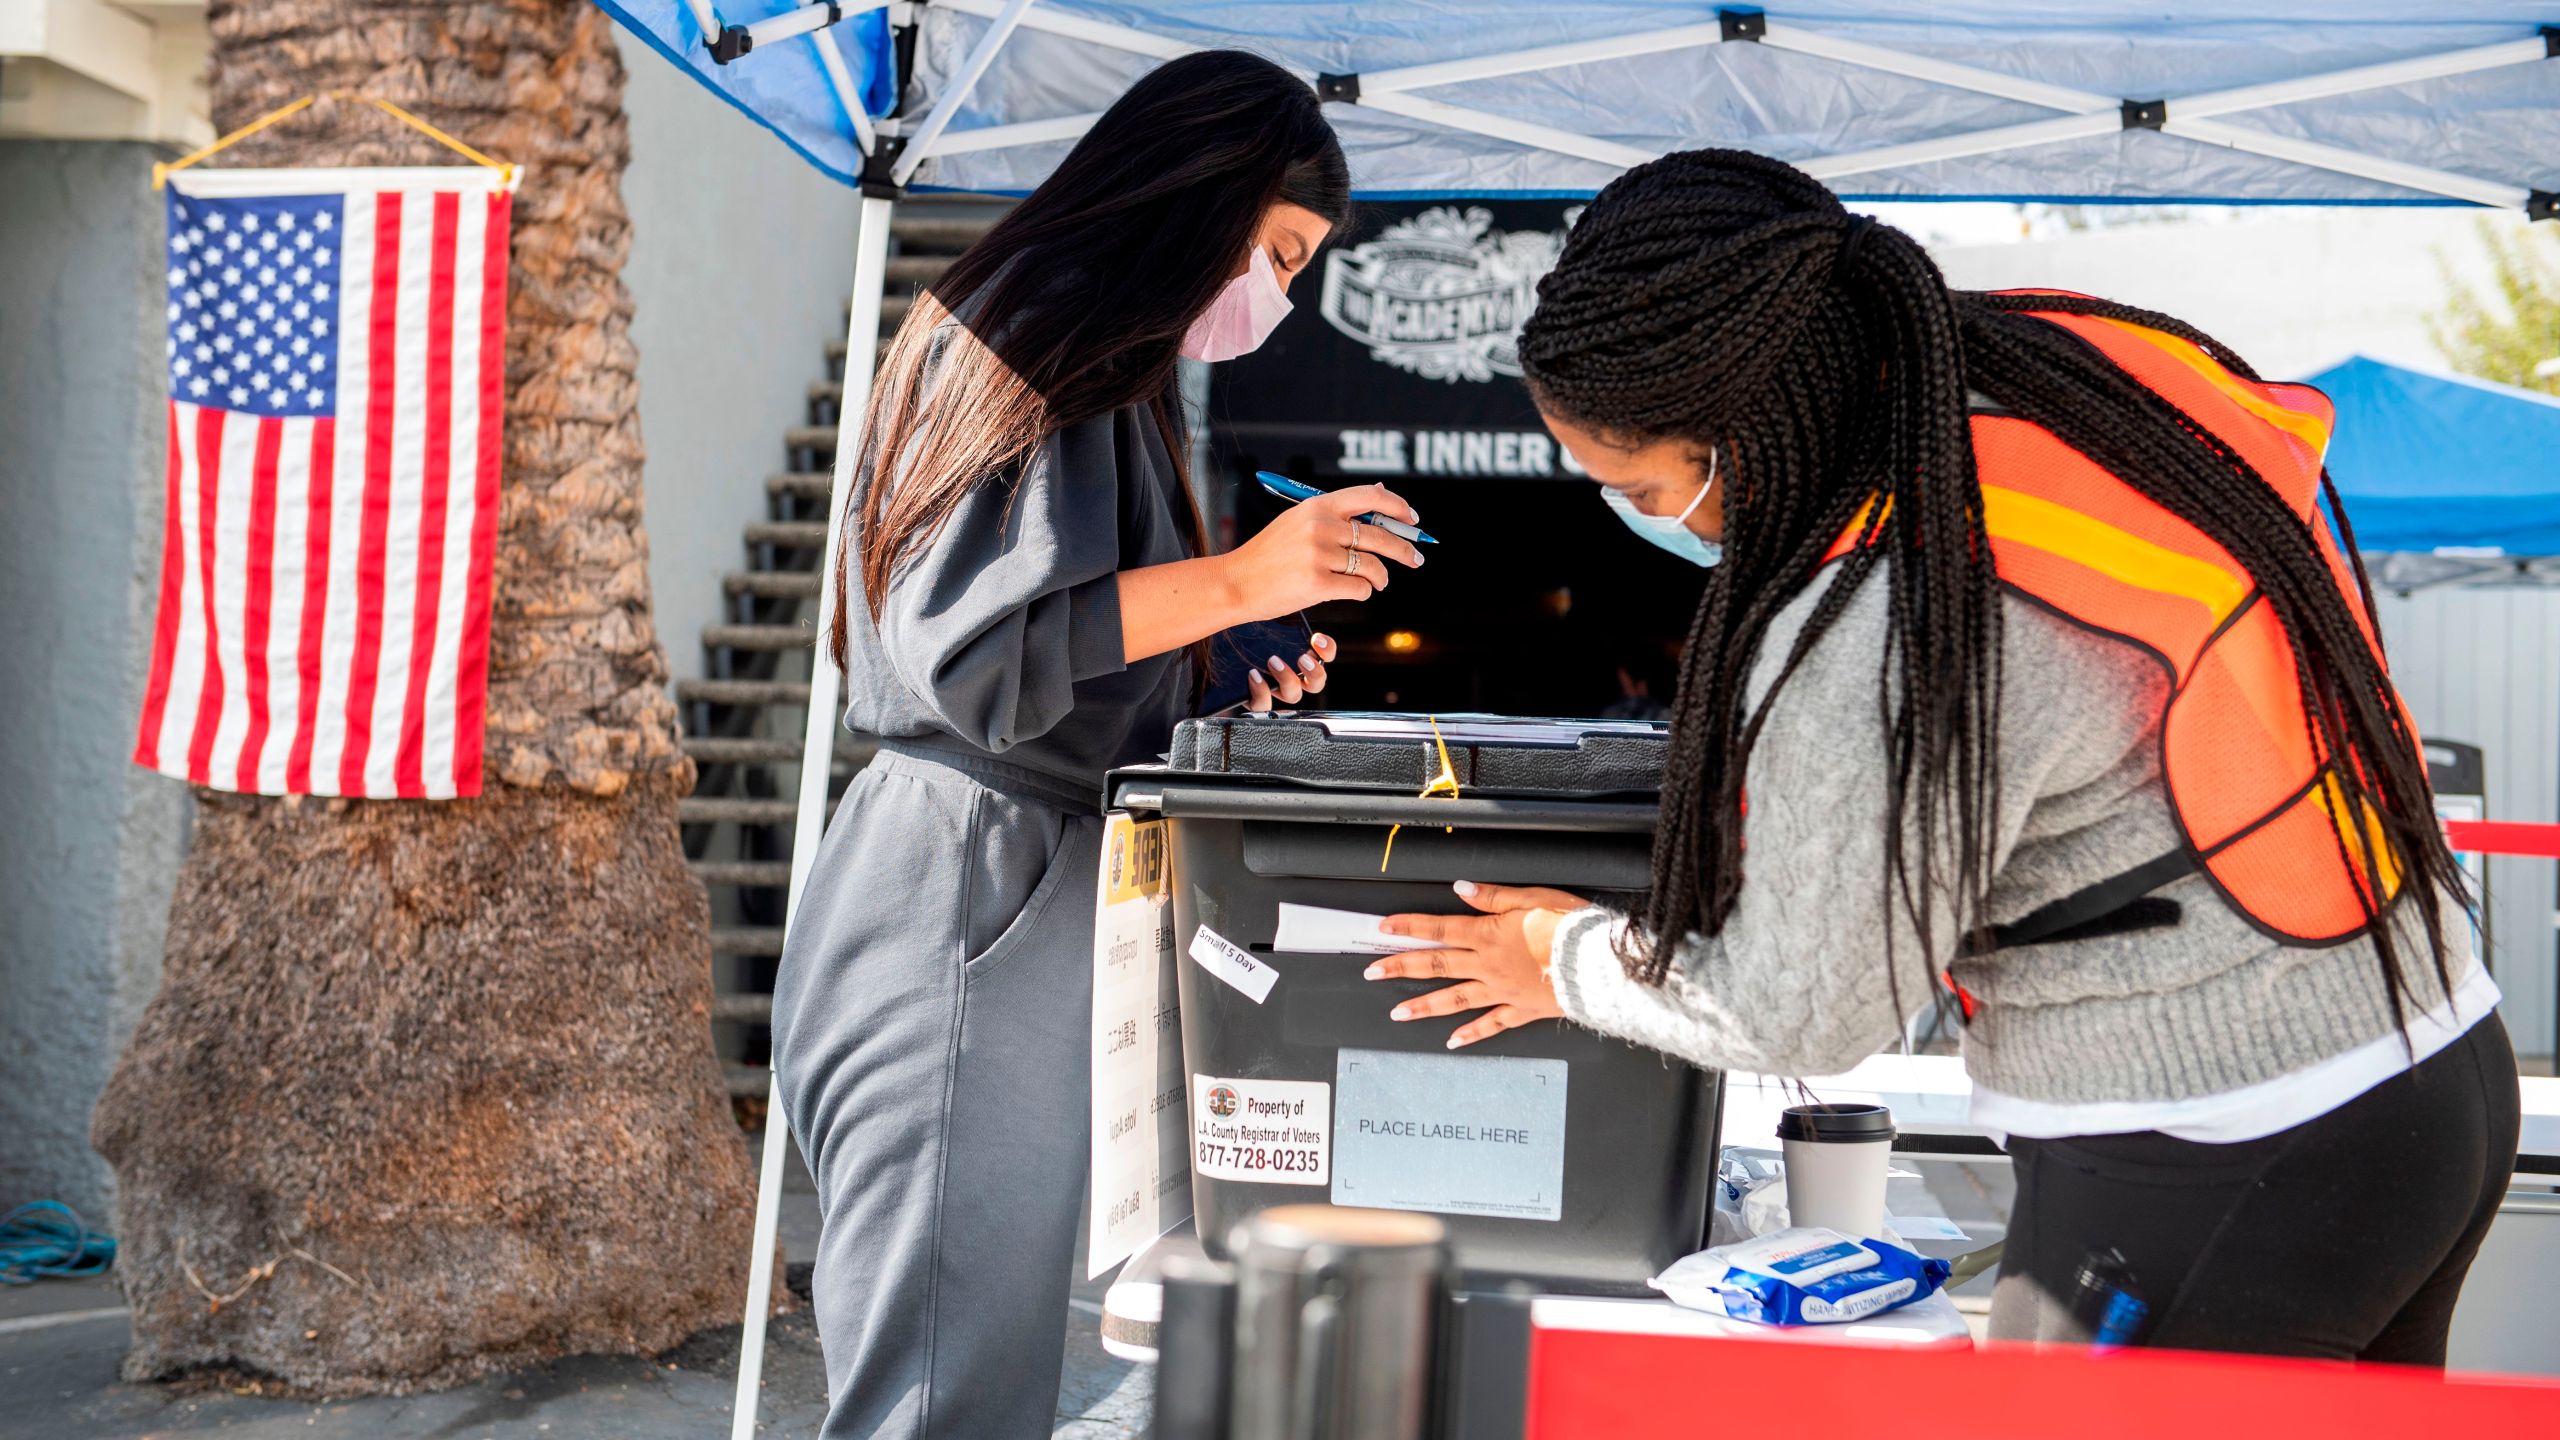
[1181,245,1293,363]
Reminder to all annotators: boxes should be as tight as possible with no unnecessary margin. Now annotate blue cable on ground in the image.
[0,1201,117,1284]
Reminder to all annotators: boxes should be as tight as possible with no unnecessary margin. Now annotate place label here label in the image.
[1332,1047,1568,1221]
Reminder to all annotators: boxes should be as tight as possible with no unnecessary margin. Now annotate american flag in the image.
[135,170,511,799]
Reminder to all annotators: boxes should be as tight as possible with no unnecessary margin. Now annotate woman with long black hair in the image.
[773,54,1422,1438]
[1373,148,2518,1361]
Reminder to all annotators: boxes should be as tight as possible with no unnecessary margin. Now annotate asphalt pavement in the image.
[0,1143,2010,1437]
[0,1135,1152,1439]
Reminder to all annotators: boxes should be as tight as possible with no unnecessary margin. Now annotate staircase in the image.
[680,204,1007,1105]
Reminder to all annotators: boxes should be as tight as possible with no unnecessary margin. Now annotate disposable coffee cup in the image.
[1778,1102,1895,1240]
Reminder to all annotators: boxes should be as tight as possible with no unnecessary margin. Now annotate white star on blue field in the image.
[166,189,349,418]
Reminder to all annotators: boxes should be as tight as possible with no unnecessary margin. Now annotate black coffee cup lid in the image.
[1777,1102,1896,1143]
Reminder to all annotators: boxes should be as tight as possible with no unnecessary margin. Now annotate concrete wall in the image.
[616,30,863,683]
[2375,590,2560,1062]
[0,140,190,1220]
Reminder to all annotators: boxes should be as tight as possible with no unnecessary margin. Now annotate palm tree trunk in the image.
[92,0,755,1394]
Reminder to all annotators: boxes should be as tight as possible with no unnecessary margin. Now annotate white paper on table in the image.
[1886,1213,1971,1242]
[1273,902,1437,956]
[1088,812,1192,1278]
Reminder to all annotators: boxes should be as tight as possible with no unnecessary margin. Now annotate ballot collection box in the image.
[1107,713,1723,1295]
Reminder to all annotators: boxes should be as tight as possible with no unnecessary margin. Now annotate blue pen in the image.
[1255,471,1438,545]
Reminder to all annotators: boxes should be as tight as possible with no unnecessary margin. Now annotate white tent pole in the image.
[893,0,1040,185]
[1358,90,1653,170]
[2171,37,2553,121]
[1765,23,2553,206]
[683,0,722,43]
[1765,24,2555,128]
[908,1,1661,174]
[730,190,898,1440]
[1798,110,2119,183]
[934,0,1201,63]
[2167,118,2530,210]
[695,3,2557,212]
[806,7,882,155]
[921,2,1685,174]
[740,0,892,52]
[1358,23,1730,93]
[911,85,1652,175]
[917,2,1654,173]
[1759,21,2111,114]
[920,111,1102,157]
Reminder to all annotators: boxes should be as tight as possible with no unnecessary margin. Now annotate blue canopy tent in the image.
[2305,355,2560,588]
[584,4,2560,1425]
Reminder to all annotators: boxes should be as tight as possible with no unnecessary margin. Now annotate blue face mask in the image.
[1600,449,1721,567]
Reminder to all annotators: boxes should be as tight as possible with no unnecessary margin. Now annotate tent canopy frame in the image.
[686,0,2560,215]
[651,5,2560,1435]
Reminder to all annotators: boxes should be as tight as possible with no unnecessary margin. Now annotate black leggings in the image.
[1989,1013,2520,1364]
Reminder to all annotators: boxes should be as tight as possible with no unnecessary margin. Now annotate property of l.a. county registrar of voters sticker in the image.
[1192,1074,1331,1186]
[1189,924,1278,1004]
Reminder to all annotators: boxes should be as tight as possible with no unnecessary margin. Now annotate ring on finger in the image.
[1340,544,1361,576]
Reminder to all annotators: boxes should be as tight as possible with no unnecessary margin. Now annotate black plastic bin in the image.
[1108,713,1723,1296]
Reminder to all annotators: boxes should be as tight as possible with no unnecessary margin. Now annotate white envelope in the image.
[1272,902,1438,956]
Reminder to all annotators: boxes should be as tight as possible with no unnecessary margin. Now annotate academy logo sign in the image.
[1318,206,1578,384]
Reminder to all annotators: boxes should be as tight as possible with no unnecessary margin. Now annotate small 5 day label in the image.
[1188,923,1279,1004]
[1192,1074,1331,1186]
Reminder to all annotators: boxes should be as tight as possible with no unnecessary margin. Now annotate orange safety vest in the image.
[1824,290,2409,948]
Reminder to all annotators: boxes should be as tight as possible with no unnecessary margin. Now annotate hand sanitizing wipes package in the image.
[1652,1227,1952,1326]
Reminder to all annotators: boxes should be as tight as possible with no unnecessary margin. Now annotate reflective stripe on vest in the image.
[1824,292,2405,945]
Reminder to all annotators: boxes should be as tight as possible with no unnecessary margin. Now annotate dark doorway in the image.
[1226,472,1707,719]
[1202,198,1707,722]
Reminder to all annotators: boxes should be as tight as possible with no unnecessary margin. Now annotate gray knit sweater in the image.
[1547,563,2476,1104]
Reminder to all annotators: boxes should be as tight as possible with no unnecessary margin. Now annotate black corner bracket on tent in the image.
[706,3,843,65]
[2544,24,2560,57]
[861,135,908,199]
[2530,190,2559,223]
[2120,98,2168,130]
[1718,9,1767,42]
[1316,73,1361,104]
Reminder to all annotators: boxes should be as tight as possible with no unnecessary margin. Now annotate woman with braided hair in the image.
[1372,148,2517,1360]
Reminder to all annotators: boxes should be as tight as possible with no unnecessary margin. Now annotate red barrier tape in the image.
[1525,1327,2560,1439]
[2445,819,2560,860]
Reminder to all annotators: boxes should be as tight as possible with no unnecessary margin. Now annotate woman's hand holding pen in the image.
[1222,482,1425,612]
[1371,882,1590,1048]
[1115,484,1417,672]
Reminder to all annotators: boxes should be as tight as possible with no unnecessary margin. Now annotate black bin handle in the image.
[1115,781,1657,835]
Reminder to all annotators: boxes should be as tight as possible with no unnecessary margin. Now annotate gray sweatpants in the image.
[773,743,1101,1440]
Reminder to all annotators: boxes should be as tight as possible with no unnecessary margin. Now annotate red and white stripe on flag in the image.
[136,167,511,799]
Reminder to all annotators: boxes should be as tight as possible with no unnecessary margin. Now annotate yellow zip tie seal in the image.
[1381,716,1462,872]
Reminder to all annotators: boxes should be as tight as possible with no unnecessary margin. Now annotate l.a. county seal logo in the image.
[1207,1084,1239,1119]
[1318,206,1579,384]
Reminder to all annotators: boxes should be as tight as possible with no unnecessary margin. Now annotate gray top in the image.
[840,335,1197,806]
[1548,563,2476,1105]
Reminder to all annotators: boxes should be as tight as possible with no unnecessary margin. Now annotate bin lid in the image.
[1167,712,1668,797]
[1296,713,1665,747]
